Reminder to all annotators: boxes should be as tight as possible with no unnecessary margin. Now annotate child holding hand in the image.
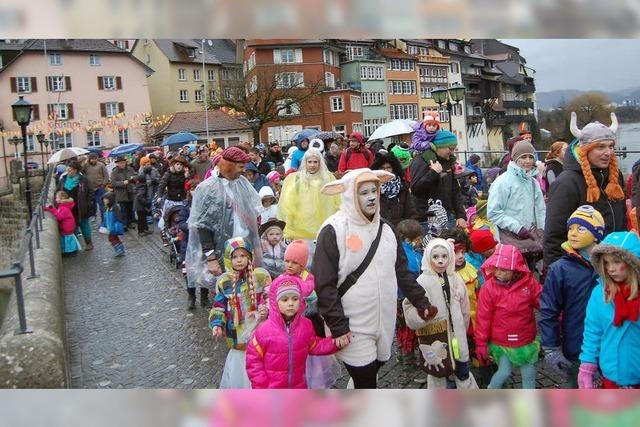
[45,190,81,256]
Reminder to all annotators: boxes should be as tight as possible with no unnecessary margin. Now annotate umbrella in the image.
[314,131,341,141]
[162,132,199,146]
[47,147,90,164]
[108,143,143,157]
[292,128,319,144]
[367,119,416,141]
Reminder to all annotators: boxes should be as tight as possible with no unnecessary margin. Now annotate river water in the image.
[618,122,640,175]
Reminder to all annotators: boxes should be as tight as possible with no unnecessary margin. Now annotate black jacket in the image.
[133,183,150,212]
[543,158,564,190]
[157,171,187,202]
[264,150,284,167]
[57,174,96,222]
[409,149,465,221]
[380,183,418,227]
[324,153,339,173]
[543,148,627,266]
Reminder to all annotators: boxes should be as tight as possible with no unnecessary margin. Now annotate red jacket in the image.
[337,148,373,172]
[475,244,542,348]
[246,275,337,388]
[44,200,77,236]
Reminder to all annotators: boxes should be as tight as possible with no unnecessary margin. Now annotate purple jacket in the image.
[411,122,438,151]
[246,275,338,388]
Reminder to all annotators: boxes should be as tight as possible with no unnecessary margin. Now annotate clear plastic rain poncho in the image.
[277,148,341,240]
[185,172,263,288]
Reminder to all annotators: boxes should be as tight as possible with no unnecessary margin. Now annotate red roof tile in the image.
[157,110,250,135]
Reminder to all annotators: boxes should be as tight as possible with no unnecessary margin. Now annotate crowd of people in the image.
[46,111,640,390]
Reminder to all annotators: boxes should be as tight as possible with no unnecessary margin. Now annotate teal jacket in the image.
[580,232,640,386]
[487,162,546,236]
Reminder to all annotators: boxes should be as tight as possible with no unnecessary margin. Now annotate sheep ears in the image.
[610,112,619,133]
[321,180,346,196]
[372,170,395,183]
[570,112,583,139]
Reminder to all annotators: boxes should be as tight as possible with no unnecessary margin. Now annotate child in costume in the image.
[395,219,424,367]
[403,238,477,389]
[539,205,604,387]
[411,113,441,152]
[475,244,542,389]
[245,275,339,388]
[259,218,288,279]
[209,237,272,388]
[258,186,278,225]
[45,190,81,255]
[579,231,640,389]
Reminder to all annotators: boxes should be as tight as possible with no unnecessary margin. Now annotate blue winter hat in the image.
[432,130,458,148]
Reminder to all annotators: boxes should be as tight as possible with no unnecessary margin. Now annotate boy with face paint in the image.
[403,238,477,389]
[539,205,605,387]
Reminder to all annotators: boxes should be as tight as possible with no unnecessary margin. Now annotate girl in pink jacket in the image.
[475,243,542,389]
[245,275,339,388]
[44,191,81,255]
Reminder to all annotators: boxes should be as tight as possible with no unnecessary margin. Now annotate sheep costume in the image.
[403,238,478,389]
[313,168,433,379]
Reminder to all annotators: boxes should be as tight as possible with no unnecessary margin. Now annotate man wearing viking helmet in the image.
[544,113,627,266]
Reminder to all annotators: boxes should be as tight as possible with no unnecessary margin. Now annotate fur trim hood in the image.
[421,238,456,276]
[591,231,640,277]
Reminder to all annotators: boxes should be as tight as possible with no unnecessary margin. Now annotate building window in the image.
[103,76,116,90]
[323,49,338,66]
[330,96,344,112]
[118,129,129,145]
[207,69,216,81]
[246,52,256,71]
[362,91,385,106]
[350,95,362,112]
[16,77,31,93]
[222,69,230,80]
[325,72,335,88]
[333,124,346,136]
[273,48,302,64]
[408,45,418,55]
[276,99,300,116]
[86,130,102,147]
[248,75,257,94]
[53,103,68,120]
[352,122,363,133]
[388,80,416,95]
[464,45,471,54]
[89,54,101,66]
[209,90,217,101]
[178,68,186,80]
[51,132,72,148]
[348,46,363,60]
[224,87,233,99]
[390,104,418,120]
[105,102,119,117]
[50,76,66,91]
[195,89,203,102]
[49,53,62,66]
[401,60,414,71]
[276,72,304,89]
[420,86,434,99]
[449,42,459,51]
[116,40,129,50]
[179,90,188,102]
[363,118,386,138]
[450,62,459,74]
[193,69,201,81]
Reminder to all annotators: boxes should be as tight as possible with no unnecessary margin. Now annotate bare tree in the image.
[209,65,326,143]
[564,92,614,125]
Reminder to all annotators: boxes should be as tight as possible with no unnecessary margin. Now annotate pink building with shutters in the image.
[0,39,153,178]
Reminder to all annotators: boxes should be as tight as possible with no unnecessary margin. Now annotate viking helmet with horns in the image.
[570,112,618,146]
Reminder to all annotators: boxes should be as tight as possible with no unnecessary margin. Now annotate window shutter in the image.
[65,76,71,91]
[116,76,122,90]
[67,104,74,119]
[295,48,302,63]
[10,77,17,93]
[100,103,106,118]
[273,49,281,64]
[124,40,129,50]
[46,76,51,91]
[32,105,40,120]
[31,77,37,92]
[118,102,125,114]
[47,104,54,119]
[98,76,104,90]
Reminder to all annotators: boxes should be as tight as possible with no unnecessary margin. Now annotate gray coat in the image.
[110,165,136,202]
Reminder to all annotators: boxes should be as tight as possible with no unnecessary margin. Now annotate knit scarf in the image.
[611,284,640,327]
[381,175,402,199]
[64,174,80,191]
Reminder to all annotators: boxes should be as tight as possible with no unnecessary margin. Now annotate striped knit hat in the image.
[275,279,301,301]
[567,205,605,243]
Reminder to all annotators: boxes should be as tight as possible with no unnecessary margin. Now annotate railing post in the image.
[13,263,32,335]
[34,218,41,249]
[26,228,39,279]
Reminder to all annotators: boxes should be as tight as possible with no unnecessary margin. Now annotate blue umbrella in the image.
[162,132,199,146]
[292,128,319,144]
[108,143,143,157]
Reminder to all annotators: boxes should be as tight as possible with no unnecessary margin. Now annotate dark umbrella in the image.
[162,132,199,147]
[108,143,143,157]
[314,131,341,141]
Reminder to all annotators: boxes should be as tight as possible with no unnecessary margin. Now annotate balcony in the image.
[505,114,536,123]
[419,76,447,84]
[461,73,482,83]
[517,84,536,93]
[466,114,484,124]
[415,54,450,65]
[503,100,534,109]
[488,116,506,127]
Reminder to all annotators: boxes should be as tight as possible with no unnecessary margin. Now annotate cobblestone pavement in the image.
[64,222,568,389]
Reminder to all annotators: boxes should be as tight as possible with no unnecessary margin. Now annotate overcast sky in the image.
[501,39,640,93]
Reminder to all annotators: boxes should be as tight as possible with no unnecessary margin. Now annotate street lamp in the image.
[36,132,49,169]
[248,118,261,146]
[12,96,34,223]
[431,82,466,132]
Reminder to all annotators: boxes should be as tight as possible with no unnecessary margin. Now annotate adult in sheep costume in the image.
[313,168,437,388]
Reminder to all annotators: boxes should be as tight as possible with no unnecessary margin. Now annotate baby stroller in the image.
[163,204,190,275]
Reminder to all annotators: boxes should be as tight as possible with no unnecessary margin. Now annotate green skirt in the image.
[489,341,539,367]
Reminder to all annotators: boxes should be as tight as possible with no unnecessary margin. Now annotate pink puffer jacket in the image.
[246,275,338,389]
[45,200,77,235]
